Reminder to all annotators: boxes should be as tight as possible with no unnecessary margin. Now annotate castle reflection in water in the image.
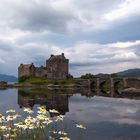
[18,88,140,116]
[18,89,73,115]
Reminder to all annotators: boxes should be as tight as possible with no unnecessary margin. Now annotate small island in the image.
[16,53,76,88]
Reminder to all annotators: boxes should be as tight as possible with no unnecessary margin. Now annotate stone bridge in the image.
[75,77,140,89]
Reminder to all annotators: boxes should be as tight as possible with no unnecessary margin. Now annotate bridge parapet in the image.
[74,77,140,89]
[123,78,140,88]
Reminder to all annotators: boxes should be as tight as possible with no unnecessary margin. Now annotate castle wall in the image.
[18,64,36,78]
[35,67,47,78]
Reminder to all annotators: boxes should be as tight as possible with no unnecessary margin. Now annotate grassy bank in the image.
[18,77,75,86]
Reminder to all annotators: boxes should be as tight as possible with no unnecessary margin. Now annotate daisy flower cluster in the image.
[0,107,86,140]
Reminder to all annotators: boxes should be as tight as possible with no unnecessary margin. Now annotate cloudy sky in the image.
[0,0,140,77]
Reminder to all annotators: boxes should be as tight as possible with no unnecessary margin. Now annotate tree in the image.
[81,73,95,79]
[111,73,118,77]
[18,75,30,82]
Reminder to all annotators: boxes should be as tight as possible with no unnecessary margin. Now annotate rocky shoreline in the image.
[122,87,140,93]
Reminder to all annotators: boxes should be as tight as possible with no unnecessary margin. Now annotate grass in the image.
[19,78,74,85]
[18,77,75,86]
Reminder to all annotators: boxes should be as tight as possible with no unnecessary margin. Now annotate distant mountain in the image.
[95,68,140,78]
[0,74,17,82]
[116,68,140,77]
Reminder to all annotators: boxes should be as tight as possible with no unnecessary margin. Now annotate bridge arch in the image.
[99,81,106,89]
[90,80,97,89]
[97,78,111,90]
[114,81,121,89]
[111,78,123,90]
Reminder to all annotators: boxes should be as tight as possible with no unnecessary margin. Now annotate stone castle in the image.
[18,53,71,80]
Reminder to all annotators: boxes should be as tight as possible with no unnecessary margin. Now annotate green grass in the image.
[18,77,75,85]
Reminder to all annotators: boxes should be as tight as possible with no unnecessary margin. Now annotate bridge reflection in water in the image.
[18,87,140,115]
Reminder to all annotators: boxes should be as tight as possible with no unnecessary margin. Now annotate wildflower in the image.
[14,122,23,128]
[0,126,7,131]
[38,106,46,110]
[37,108,47,114]
[6,115,17,121]
[6,109,16,113]
[3,129,17,138]
[0,126,11,132]
[37,106,47,114]
[58,131,67,136]
[4,133,17,139]
[24,108,34,114]
[4,125,11,130]
[3,134,9,138]
[55,115,64,122]
[25,116,36,123]
[42,118,52,125]
[76,124,86,129]
[0,114,6,123]
[34,120,40,128]
[60,136,70,140]
[37,114,48,120]
[50,130,58,134]
[22,123,34,130]
[49,109,59,114]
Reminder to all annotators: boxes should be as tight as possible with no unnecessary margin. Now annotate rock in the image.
[123,88,140,93]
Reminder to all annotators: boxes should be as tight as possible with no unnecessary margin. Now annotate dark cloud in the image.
[4,1,74,33]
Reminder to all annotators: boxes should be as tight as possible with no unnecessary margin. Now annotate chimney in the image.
[62,53,64,56]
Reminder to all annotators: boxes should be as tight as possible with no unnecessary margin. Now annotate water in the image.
[0,88,140,140]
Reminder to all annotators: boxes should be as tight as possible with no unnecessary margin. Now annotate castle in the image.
[18,53,71,80]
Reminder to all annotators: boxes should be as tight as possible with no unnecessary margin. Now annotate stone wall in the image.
[35,67,47,78]
[46,53,69,79]
[18,64,36,78]
[124,78,140,88]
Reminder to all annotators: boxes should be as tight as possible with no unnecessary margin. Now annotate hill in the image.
[116,68,140,77]
[93,68,140,78]
[95,73,110,78]
[0,74,17,82]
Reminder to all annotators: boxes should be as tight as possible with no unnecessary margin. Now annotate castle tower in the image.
[18,63,36,78]
[46,53,69,79]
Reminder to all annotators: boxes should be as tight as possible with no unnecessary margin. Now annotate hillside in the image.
[0,74,17,82]
[94,68,140,78]
[116,68,140,77]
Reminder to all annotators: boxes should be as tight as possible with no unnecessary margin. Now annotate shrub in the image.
[81,73,95,79]
[19,75,30,82]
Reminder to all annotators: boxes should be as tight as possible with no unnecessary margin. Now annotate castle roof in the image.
[48,53,66,61]
[19,63,34,69]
